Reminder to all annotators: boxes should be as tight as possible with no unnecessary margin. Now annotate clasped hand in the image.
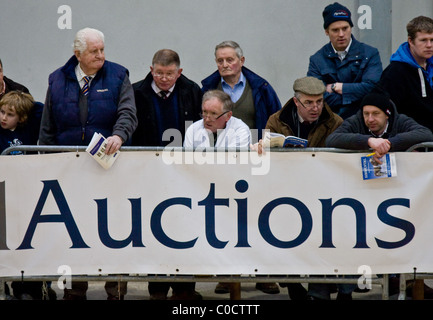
[368,137,391,164]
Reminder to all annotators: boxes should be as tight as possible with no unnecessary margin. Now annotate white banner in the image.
[1,150,433,277]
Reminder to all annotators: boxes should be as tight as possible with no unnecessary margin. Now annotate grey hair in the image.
[294,92,303,100]
[73,28,105,54]
[214,41,243,59]
[202,90,234,112]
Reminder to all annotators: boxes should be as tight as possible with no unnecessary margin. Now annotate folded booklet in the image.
[263,131,308,148]
[86,132,120,169]
[361,153,397,180]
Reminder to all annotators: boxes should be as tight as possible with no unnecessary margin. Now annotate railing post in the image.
[0,279,6,298]
[229,282,241,300]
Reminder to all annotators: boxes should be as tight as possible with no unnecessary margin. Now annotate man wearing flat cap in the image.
[264,76,343,148]
[326,86,433,164]
[251,76,343,299]
[307,2,383,119]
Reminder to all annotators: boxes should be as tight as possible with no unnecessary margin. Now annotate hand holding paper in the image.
[86,132,120,169]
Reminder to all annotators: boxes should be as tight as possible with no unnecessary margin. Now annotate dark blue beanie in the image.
[323,2,353,29]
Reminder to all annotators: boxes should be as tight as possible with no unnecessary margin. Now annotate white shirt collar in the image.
[332,38,352,60]
[221,72,245,87]
[151,81,175,97]
[75,64,96,89]
[297,112,305,123]
[75,64,95,80]
[370,121,389,137]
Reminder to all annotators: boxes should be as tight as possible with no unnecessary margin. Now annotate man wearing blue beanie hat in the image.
[322,2,353,30]
[307,2,383,120]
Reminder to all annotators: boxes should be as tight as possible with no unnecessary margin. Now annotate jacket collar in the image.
[202,66,267,89]
[61,55,106,82]
[325,35,362,61]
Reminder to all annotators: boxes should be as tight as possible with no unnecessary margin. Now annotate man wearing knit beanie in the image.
[307,2,383,119]
[325,86,433,300]
[326,87,433,164]
[322,2,353,30]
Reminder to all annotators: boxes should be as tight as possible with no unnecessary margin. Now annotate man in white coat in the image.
[184,90,251,148]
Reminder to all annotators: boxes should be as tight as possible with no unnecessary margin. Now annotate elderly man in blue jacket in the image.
[307,2,383,119]
[201,40,281,142]
[39,27,137,300]
[39,27,137,156]
[201,40,282,295]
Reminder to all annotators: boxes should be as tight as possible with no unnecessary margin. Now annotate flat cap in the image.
[293,76,326,95]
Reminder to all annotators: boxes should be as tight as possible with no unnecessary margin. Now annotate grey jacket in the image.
[325,101,433,151]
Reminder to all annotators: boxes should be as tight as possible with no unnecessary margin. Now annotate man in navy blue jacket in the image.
[39,28,137,155]
[201,41,281,142]
[201,40,282,295]
[39,27,137,301]
[307,2,383,119]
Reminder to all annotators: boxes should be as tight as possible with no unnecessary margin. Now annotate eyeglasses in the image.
[200,110,230,121]
[152,72,177,80]
[297,98,323,110]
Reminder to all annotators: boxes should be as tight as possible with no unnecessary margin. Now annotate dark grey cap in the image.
[293,77,326,95]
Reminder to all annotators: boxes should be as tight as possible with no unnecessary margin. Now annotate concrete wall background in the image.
[391,0,433,51]
[0,0,432,104]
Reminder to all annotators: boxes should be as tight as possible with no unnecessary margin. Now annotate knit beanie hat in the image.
[360,92,392,116]
[323,2,353,29]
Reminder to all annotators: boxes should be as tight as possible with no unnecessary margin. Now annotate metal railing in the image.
[1,145,366,155]
[405,142,433,152]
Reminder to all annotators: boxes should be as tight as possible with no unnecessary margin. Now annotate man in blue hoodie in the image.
[307,2,382,119]
[380,16,433,133]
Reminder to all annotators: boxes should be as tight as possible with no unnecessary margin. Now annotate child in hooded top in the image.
[0,91,42,154]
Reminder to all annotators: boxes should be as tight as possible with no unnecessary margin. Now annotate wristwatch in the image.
[331,83,337,92]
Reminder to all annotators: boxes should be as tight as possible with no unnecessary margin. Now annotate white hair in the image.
[214,40,243,59]
[73,28,105,54]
